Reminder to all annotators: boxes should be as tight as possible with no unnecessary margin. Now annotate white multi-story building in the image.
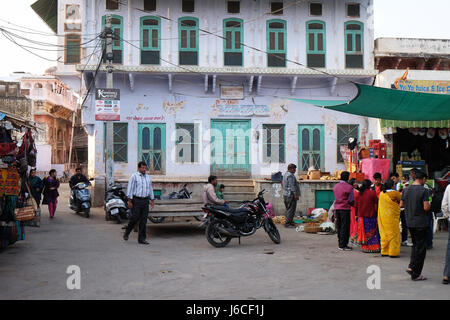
[33,0,376,207]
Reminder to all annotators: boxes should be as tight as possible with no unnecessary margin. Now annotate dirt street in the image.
[0,183,449,300]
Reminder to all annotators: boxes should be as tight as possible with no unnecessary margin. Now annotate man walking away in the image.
[401,171,431,281]
[333,171,355,251]
[203,176,227,206]
[282,164,300,228]
[441,184,450,284]
[123,161,155,245]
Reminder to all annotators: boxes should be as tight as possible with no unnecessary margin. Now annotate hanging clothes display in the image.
[0,121,38,251]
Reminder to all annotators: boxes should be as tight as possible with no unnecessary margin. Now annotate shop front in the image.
[380,120,450,182]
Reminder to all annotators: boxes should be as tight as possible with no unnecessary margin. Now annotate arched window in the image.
[102,15,123,64]
[142,127,150,150]
[267,19,286,67]
[140,16,160,65]
[223,18,243,66]
[306,20,326,67]
[179,17,199,65]
[345,21,363,68]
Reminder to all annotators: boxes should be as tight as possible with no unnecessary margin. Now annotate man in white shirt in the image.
[123,161,155,245]
[441,184,450,284]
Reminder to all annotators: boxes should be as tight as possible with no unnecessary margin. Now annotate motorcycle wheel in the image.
[116,215,122,224]
[205,220,232,248]
[84,208,90,218]
[148,216,166,223]
[264,218,281,244]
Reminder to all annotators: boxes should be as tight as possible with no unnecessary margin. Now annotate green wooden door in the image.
[211,120,251,177]
[298,125,325,172]
[138,123,166,174]
[315,190,335,210]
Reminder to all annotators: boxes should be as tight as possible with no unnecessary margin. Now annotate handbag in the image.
[25,181,38,211]
[14,206,35,221]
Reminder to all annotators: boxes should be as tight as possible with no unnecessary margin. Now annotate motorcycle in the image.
[201,189,281,248]
[105,184,131,224]
[69,182,92,218]
[149,183,194,223]
[160,183,192,200]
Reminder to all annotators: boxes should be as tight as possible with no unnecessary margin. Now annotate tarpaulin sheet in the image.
[289,83,450,121]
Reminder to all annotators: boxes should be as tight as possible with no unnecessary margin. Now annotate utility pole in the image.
[105,15,114,189]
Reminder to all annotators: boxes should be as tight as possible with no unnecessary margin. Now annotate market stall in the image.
[0,112,39,250]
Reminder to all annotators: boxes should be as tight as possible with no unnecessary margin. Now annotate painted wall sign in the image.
[95,88,120,121]
[214,99,270,117]
[163,101,184,115]
[218,104,270,117]
[220,85,244,100]
[125,115,165,121]
[397,80,450,94]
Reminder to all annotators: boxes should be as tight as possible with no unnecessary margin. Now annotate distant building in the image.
[0,79,33,125]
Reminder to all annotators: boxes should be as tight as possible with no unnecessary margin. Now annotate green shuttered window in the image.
[267,19,286,67]
[140,16,160,65]
[306,21,326,68]
[179,17,199,65]
[345,21,363,68]
[102,15,123,64]
[223,18,243,66]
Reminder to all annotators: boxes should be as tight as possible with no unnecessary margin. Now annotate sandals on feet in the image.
[406,269,413,275]
[412,275,427,281]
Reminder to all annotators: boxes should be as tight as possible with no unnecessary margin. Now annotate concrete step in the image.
[219,185,255,193]
[217,179,255,193]
[222,191,257,202]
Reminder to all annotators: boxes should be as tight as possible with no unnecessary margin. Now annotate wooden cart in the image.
[148,199,204,223]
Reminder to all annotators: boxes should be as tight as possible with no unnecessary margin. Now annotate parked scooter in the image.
[105,184,131,224]
[69,181,92,218]
[149,183,193,223]
[201,189,281,248]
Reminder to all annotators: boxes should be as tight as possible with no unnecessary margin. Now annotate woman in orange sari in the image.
[349,179,359,245]
[378,179,402,257]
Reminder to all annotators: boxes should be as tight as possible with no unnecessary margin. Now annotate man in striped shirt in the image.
[123,161,155,245]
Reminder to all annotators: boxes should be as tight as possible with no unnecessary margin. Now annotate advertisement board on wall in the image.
[95,88,120,121]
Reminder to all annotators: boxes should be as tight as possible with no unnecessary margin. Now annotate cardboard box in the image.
[350,172,365,181]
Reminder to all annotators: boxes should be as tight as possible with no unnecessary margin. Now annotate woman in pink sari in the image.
[349,179,359,244]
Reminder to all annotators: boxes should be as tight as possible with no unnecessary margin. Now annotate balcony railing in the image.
[28,88,77,112]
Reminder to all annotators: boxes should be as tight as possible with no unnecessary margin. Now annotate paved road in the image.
[1,183,449,299]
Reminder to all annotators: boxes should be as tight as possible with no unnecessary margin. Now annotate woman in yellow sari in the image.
[378,179,402,257]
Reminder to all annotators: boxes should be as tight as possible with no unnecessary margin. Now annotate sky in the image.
[0,0,449,76]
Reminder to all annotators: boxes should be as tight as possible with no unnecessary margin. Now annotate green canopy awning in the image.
[289,83,450,121]
[31,0,57,33]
